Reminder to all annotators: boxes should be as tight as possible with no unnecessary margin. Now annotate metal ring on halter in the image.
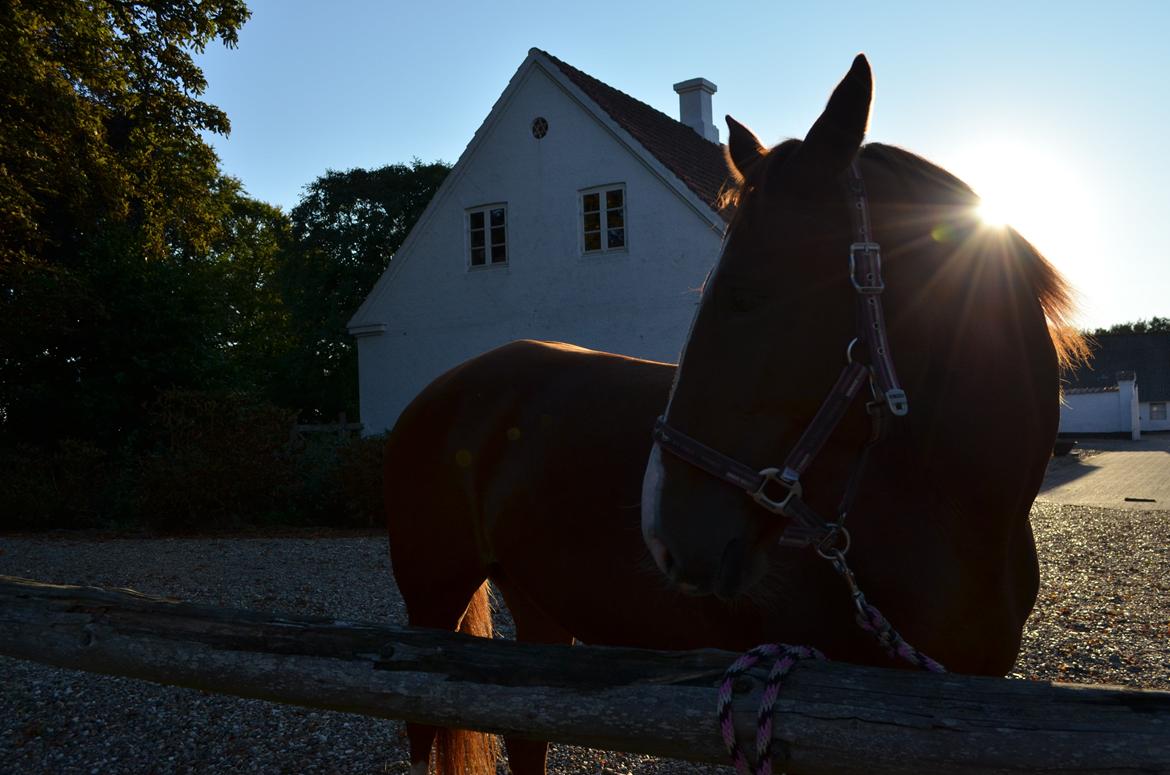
[815,525,851,559]
[845,337,861,364]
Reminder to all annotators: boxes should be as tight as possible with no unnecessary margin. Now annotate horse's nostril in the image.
[660,547,676,575]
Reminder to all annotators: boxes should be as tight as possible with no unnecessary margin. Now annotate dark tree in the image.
[280,160,450,420]
[1089,317,1170,337]
[0,0,252,444]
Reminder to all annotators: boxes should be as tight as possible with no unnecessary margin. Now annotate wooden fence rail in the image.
[1,575,1168,774]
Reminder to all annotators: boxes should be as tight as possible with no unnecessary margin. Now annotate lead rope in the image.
[716,545,945,775]
[717,644,824,775]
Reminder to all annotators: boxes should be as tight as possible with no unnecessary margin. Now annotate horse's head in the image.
[641,56,881,599]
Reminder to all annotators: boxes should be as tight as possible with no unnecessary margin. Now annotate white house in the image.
[347,49,732,434]
[1058,333,1170,438]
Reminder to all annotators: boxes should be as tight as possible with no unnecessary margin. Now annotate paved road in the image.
[1038,433,1170,509]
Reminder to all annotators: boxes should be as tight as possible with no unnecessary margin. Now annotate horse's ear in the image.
[790,54,872,181]
[725,115,768,183]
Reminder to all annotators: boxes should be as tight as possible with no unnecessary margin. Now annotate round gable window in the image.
[531,117,548,139]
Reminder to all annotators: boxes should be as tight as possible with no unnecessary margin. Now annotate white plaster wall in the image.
[1139,401,1170,432]
[1059,392,1119,433]
[1059,389,1139,435]
[355,65,722,434]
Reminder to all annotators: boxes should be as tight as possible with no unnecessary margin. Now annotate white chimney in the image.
[673,78,719,143]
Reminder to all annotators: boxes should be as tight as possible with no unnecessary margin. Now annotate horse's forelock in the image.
[717,138,802,217]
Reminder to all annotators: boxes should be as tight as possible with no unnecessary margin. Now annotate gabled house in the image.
[347,49,733,434]
[1058,333,1170,437]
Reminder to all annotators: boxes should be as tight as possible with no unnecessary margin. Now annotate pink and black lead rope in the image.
[854,595,946,673]
[717,644,825,775]
[716,598,944,775]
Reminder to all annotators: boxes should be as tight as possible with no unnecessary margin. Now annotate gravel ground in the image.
[1,502,1168,774]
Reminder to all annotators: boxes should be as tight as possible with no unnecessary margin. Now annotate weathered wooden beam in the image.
[1,574,1167,774]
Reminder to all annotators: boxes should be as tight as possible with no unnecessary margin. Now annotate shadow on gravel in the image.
[1038,451,1104,492]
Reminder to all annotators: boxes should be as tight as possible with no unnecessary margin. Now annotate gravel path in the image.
[1,502,1167,774]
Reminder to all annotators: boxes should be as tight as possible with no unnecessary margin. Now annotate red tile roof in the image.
[538,50,733,221]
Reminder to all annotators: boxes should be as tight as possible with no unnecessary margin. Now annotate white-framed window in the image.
[580,185,626,254]
[467,204,507,267]
[1151,402,1167,421]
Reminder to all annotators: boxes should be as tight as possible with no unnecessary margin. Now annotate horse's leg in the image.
[492,574,574,775]
[398,572,497,775]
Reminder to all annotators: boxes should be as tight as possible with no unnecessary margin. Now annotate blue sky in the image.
[196,0,1169,330]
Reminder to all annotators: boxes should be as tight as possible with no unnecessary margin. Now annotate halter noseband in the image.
[653,159,907,549]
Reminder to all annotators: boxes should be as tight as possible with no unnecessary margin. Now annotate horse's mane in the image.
[717,140,1088,372]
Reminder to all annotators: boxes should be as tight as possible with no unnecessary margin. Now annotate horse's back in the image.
[384,340,674,573]
[387,339,673,458]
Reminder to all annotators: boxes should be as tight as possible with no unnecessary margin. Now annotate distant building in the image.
[347,49,731,434]
[1059,333,1170,437]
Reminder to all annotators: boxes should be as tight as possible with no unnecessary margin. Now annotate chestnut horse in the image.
[386,56,1082,775]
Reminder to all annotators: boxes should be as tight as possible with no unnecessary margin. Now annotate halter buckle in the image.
[885,388,909,416]
[849,242,885,294]
[751,467,801,515]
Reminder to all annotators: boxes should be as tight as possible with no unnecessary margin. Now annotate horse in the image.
[385,55,1083,775]
[642,55,1084,672]
[386,341,772,775]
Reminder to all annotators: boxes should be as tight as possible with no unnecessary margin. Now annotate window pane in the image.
[584,212,600,231]
[490,208,505,227]
[608,228,625,249]
[491,244,507,263]
[471,247,485,266]
[490,226,505,246]
[606,209,623,228]
[470,211,484,229]
[606,189,623,209]
[583,193,600,212]
[584,232,601,251]
[470,230,485,248]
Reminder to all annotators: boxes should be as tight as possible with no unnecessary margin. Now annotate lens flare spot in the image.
[506,427,521,441]
[931,223,956,243]
[455,449,473,467]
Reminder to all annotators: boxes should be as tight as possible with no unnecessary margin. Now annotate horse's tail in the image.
[433,581,499,775]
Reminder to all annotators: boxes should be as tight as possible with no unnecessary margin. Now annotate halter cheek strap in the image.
[847,159,908,416]
[653,159,907,548]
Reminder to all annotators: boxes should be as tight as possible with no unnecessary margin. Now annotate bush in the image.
[289,432,348,525]
[0,439,112,530]
[0,391,387,532]
[132,390,299,531]
[337,433,386,527]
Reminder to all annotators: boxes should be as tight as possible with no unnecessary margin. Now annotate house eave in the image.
[348,322,388,338]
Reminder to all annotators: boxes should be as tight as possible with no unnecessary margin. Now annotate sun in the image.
[976,198,1011,227]
[950,140,1096,268]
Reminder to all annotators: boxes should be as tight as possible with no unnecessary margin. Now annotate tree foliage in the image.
[0,1,451,532]
[1089,317,1170,337]
[280,160,450,419]
[0,0,250,265]
[0,0,252,444]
